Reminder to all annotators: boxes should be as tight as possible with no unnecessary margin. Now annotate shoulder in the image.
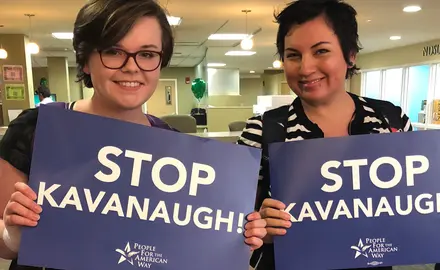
[237,115,263,148]
[356,94,412,132]
[0,108,40,175]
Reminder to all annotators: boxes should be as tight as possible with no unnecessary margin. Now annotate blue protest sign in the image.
[18,105,261,270]
[269,131,440,270]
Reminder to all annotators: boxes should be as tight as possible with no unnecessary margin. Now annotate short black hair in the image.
[37,85,51,98]
[73,0,174,88]
[275,0,362,78]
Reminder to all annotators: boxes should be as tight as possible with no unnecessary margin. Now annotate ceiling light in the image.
[225,51,256,56]
[167,16,182,26]
[240,38,254,50]
[27,42,39,54]
[366,19,372,22]
[0,48,7,59]
[207,63,226,67]
[273,60,282,68]
[403,5,421,12]
[52,32,73,39]
[390,36,401,40]
[250,70,255,73]
[209,34,251,40]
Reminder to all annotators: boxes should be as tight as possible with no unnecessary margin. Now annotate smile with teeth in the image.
[117,81,142,87]
[300,78,324,87]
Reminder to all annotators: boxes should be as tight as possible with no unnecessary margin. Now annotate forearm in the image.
[0,219,17,260]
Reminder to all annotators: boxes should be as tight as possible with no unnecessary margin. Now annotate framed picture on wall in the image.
[5,84,25,101]
[3,65,24,82]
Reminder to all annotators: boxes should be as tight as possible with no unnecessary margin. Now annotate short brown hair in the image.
[275,0,362,79]
[73,0,174,88]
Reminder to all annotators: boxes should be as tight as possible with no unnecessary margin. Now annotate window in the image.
[363,71,381,99]
[207,68,240,96]
[406,65,430,123]
[383,68,403,106]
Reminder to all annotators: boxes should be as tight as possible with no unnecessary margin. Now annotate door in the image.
[146,80,177,117]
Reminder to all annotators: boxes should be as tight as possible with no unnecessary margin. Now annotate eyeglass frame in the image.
[97,47,164,72]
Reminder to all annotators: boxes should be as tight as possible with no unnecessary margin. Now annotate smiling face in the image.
[83,16,162,110]
[283,15,354,104]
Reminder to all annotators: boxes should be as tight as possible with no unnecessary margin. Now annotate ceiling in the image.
[0,0,440,74]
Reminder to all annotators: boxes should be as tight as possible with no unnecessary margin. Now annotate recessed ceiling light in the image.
[403,5,421,12]
[167,16,182,26]
[209,34,252,40]
[390,36,401,40]
[207,63,226,67]
[225,51,256,56]
[366,19,372,22]
[52,32,73,39]
[250,70,255,73]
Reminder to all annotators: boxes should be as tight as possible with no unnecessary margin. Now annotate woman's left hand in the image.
[243,212,267,251]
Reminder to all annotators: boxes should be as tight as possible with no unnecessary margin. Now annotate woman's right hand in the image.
[2,182,42,252]
[259,198,291,244]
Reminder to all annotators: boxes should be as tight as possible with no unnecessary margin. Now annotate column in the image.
[194,51,208,107]
[47,57,70,102]
[0,34,35,125]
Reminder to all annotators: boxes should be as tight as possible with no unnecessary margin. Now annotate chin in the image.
[299,89,333,104]
[110,97,144,111]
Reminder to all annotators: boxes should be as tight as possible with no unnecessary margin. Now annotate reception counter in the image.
[189,131,242,143]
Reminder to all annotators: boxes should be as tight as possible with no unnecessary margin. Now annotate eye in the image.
[102,48,124,56]
[315,49,329,55]
[138,51,155,58]
[286,52,300,59]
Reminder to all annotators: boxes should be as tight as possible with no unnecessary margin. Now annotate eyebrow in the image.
[140,44,160,49]
[114,44,160,50]
[285,41,331,52]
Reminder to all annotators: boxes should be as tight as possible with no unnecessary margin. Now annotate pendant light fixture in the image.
[240,9,253,50]
[0,25,7,59]
[25,14,39,54]
[273,60,282,68]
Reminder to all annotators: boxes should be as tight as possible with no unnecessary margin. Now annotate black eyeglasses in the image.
[98,48,163,72]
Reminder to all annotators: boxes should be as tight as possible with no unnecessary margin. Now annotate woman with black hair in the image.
[0,0,267,269]
[239,0,412,269]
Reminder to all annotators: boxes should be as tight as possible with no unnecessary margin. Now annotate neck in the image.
[79,95,150,126]
[302,91,354,120]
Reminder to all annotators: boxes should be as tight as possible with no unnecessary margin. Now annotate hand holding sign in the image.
[259,198,291,243]
[2,182,42,252]
[243,212,267,250]
[0,158,42,255]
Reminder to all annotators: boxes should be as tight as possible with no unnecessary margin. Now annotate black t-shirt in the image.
[0,105,175,270]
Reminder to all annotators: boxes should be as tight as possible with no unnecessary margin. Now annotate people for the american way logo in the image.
[116,242,139,265]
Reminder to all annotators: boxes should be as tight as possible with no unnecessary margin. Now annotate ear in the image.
[83,63,90,75]
[348,52,356,68]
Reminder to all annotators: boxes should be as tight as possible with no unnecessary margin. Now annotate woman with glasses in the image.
[0,0,267,269]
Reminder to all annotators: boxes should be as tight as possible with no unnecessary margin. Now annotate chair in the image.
[160,115,197,133]
[228,121,246,132]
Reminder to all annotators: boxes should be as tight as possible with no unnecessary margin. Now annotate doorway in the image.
[145,79,178,117]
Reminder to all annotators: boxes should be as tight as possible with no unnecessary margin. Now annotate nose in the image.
[298,54,317,77]
[121,55,139,73]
